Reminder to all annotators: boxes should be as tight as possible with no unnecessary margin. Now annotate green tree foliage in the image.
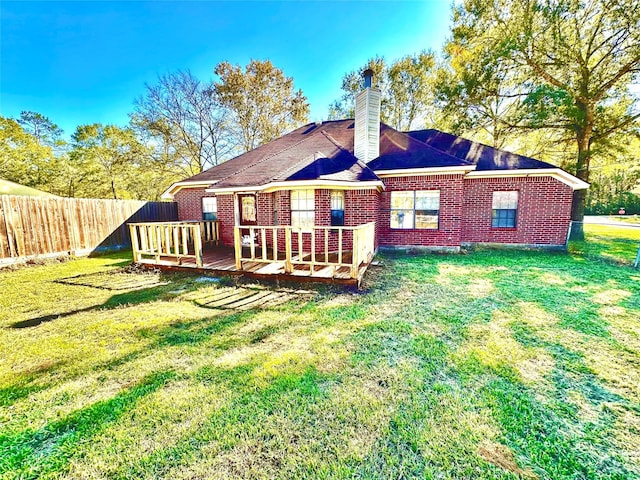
[17,111,64,147]
[436,31,524,149]
[330,52,437,131]
[132,70,237,177]
[70,124,157,200]
[214,59,309,152]
[330,56,387,121]
[0,116,62,192]
[586,136,640,214]
[442,0,640,226]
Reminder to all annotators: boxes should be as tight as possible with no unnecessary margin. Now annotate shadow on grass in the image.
[0,370,175,479]
[119,363,331,478]
[9,282,178,329]
[0,360,63,407]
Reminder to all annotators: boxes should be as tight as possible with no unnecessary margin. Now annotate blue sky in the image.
[1,1,453,137]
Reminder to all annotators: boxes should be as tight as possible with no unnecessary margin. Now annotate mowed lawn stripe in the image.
[0,225,638,479]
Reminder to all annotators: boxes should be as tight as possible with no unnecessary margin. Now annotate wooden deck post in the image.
[129,224,140,262]
[155,225,162,262]
[310,229,315,276]
[234,227,242,271]
[284,227,293,273]
[193,224,203,267]
[351,227,360,279]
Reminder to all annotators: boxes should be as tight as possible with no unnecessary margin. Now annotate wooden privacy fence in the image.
[128,221,220,267]
[0,195,177,264]
[234,222,376,279]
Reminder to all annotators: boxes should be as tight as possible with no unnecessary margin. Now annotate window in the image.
[291,189,315,230]
[492,191,518,228]
[390,190,440,229]
[331,190,344,226]
[202,197,217,221]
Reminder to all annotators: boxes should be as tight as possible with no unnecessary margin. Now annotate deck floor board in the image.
[137,246,370,287]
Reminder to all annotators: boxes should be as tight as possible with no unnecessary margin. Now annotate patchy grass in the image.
[570,224,640,265]
[1,228,639,479]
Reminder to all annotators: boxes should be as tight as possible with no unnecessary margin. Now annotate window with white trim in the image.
[291,189,315,230]
[202,197,217,221]
[330,190,344,226]
[390,190,440,229]
[492,191,518,228]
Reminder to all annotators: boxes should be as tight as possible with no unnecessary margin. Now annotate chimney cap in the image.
[363,68,374,88]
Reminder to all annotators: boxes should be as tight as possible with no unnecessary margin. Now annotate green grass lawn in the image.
[1,225,639,479]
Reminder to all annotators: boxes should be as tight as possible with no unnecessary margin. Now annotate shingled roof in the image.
[367,124,472,171]
[165,120,577,198]
[183,120,377,190]
[406,129,557,171]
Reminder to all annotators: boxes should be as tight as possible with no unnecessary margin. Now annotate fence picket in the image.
[0,195,177,265]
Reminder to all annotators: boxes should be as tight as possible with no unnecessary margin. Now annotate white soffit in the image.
[374,166,477,177]
[465,168,589,190]
[161,180,217,199]
[205,179,385,194]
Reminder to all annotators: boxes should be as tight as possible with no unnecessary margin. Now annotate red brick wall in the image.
[174,188,209,221]
[461,176,573,245]
[217,194,235,245]
[378,174,464,247]
[256,192,274,226]
[345,189,379,249]
[173,177,574,251]
[173,188,236,246]
[269,189,378,252]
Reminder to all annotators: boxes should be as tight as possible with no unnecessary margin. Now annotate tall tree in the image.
[330,53,438,131]
[17,111,63,147]
[0,116,53,187]
[445,0,640,233]
[70,124,153,199]
[133,70,236,176]
[214,60,309,152]
[387,52,436,131]
[436,37,523,149]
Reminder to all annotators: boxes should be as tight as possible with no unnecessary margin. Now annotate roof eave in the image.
[161,180,218,199]
[465,168,589,190]
[373,165,477,177]
[206,179,385,194]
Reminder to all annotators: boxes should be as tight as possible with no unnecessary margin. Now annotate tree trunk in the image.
[569,102,593,241]
[111,179,118,200]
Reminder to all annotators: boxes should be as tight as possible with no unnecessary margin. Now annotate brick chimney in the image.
[354,68,381,163]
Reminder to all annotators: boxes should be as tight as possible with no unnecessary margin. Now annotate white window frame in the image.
[291,189,315,230]
[492,191,518,228]
[390,190,440,230]
[330,190,345,226]
[202,196,217,221]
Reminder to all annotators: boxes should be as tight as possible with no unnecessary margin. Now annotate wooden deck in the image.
[136,246,371,287]
[129,221,376,287]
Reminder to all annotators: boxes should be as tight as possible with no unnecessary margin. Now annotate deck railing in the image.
[233,222,376,279]
[128,220,219,267]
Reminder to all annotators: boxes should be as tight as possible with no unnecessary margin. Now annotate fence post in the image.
[634,243,640,269]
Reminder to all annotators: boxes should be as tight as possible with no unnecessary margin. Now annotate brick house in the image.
[162,71,588,254]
